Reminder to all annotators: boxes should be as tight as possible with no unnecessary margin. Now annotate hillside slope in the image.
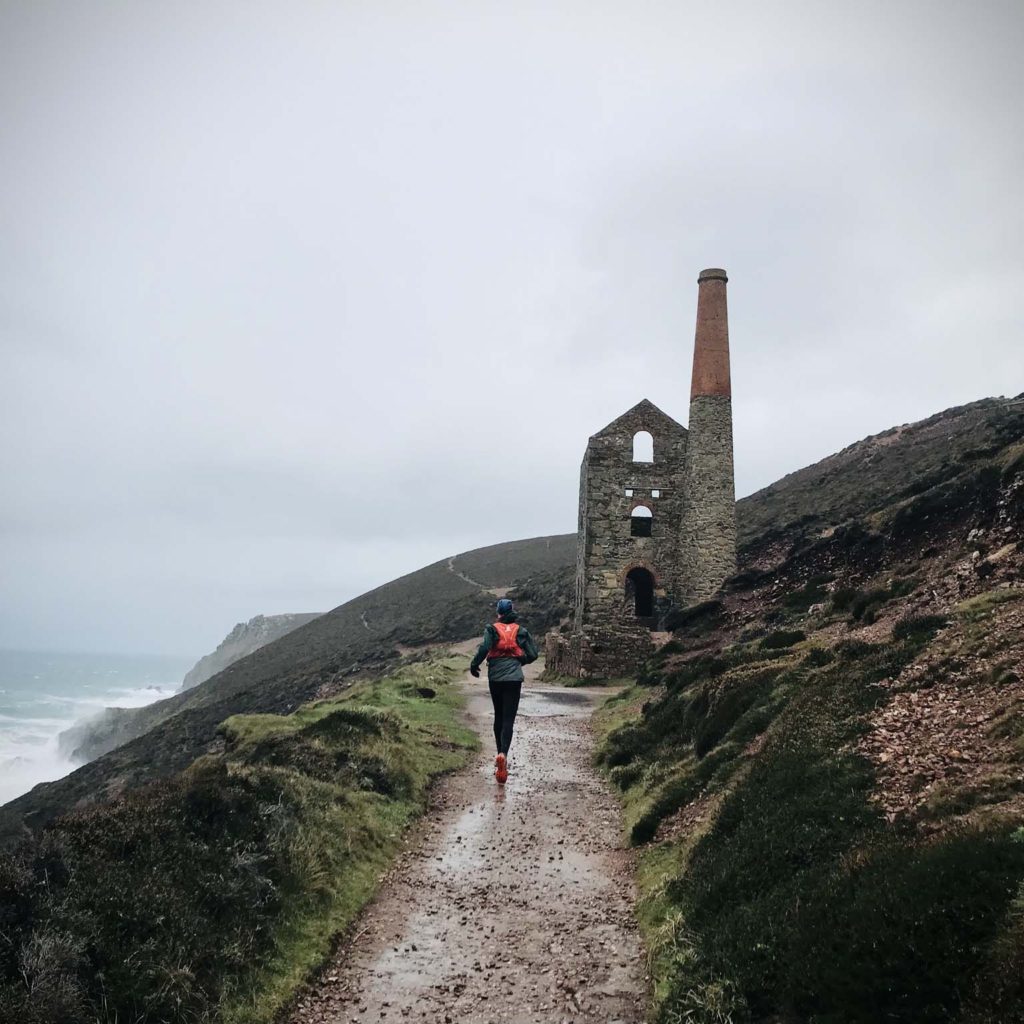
[736,396,1022,557]
[1,535,575,831]
[0,654,481,1024]
[597,400,1024,1022]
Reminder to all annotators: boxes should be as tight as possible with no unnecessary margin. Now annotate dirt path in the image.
[289,666,648,1024]
[446,558,510,598]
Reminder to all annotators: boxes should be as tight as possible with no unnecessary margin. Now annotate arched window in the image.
[632,431,653,463]
[626,567,655,618]
[630,505,653,537]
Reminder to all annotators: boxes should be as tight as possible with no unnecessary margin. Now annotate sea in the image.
[0,648,194,806]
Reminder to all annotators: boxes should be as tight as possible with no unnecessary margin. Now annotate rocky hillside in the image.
[0,534,576,834]
[181,613,324,692]
[597,398,1024,1022]
[735,396,1023,558]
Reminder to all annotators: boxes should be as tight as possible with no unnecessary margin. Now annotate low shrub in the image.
[600,722,649,769]
[782,574,834,613]
[630,746,739,846]
[694,674,778,758]
[0,761,292,1022]
[850,588,889,621]
[760,630,806,650]
[892,613,948,643]
[802,647,834,668]
[609,763,643,791]
[843,576,919,626]
[833,638,875,661]
[830,586,859,612]
[665,600,724,635]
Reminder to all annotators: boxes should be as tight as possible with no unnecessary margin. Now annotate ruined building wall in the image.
[574,400,688,631]
[573,458,589,628]
[549,267,737,678]
[545,625,656,680]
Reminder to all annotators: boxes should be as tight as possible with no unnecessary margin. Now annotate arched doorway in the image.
[625,567,655,618]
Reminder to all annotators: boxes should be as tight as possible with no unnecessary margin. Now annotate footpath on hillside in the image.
[289,659,648,1024]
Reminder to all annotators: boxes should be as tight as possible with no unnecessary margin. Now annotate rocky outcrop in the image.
[180,613,322,691]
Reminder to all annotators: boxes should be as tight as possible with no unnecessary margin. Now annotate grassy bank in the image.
[0,654,477,1024]
[595,630,1024,1024]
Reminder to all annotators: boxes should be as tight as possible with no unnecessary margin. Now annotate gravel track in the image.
[289,666,648,1024]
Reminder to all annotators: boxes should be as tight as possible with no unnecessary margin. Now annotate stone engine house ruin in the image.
[546,268,737,678]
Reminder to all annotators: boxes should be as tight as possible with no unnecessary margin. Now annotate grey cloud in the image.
[1,0,1021,653]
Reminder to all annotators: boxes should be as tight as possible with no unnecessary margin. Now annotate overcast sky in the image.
[2,1,1021,656]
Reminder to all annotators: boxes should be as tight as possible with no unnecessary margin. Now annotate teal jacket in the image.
[470,612,539,683]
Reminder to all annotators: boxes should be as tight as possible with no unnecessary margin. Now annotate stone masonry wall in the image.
[574,400,688,631]
[680,394,737,600]
[545,625,655,680]
[573,457,588,627]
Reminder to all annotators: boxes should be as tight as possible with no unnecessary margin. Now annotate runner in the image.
[469,598,539,783]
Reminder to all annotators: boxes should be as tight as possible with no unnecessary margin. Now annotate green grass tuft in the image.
[958,588,1023,623]
[760,629,806,650]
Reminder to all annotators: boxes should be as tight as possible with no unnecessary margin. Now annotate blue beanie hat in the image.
[496,598,514,615]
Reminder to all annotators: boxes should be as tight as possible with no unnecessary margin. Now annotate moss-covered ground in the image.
[0,654,477,1024]
[595,620,1024,1024]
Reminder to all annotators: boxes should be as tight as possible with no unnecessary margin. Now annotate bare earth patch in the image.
[857,591,1024,827]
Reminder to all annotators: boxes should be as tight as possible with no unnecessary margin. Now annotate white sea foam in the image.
[0,650,189,806]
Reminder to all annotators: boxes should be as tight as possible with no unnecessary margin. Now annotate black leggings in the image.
[488,679,523,755]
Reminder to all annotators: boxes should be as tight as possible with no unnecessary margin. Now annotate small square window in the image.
[651,489,660,498]
[625,488,633,497]
[631,515,653,537]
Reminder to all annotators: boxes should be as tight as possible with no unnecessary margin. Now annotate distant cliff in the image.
[180,613,322,691]
[56,612,324,766]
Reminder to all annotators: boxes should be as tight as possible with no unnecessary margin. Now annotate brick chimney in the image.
[690,268,731,399]
[680,268,737,600]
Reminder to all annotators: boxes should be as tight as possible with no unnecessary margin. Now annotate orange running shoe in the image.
[495,753,508,785]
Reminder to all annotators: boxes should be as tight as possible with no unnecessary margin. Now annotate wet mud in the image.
[289,667,648,1023]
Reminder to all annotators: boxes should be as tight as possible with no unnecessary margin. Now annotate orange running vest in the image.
[486,621,524,660]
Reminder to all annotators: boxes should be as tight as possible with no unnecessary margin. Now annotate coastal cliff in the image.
[56,613,323,766]
[180,613,323,691]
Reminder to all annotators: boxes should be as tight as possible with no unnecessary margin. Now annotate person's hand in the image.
[469,664,481,678]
